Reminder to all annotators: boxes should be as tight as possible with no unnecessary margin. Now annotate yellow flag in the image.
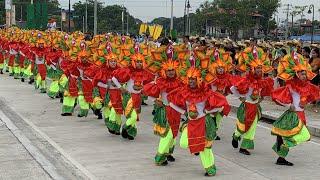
[153,25,163,40]
[139,23,148,35]
[148,25,156,37]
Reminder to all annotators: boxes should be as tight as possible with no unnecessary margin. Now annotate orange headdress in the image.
[278,51,316,81]
[130,53,147,68]
[237,46,273,74]
[207,49,234,75]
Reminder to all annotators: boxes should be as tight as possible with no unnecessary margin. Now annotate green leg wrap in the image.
[78,95,89,117]
[180,126,189,149]
[92,97,103,110]
[215,113,223,130]
[9,66,13,75]
[272,142,289,158]
[59,75,68,89]
[154,153,167,165]
[157,129,174,155]
[48,80,59,98]
[103,107,111,124]
[168,138,176,154]
[40,80,46,93]
[200,148,216,176]
[35,74,41,89]
[0,63,3,69]
[106,107,122,133]
[122,109,138,137]
[62,96,76,113]
[290,125,311,146]
[14,67,20,79]
[233,130,241,141]
[23,65,32,78]
[240,116,258,150]
[273,125,311,158]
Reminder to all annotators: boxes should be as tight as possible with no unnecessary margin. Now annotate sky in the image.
[59,0,320,22]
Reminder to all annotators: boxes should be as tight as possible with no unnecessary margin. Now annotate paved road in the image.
[1,75,320,180]
[0,117,51,179]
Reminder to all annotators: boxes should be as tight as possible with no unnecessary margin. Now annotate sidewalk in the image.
[0,119,51,180]
[227,95,320,137]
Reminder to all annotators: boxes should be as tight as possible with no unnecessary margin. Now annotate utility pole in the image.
[126,12,129,35]
[170,0,173,32]
[122,5,124,34]
[94,0,97,35]
[284,4,291,40]
[68,0,71,32]
[85,0,88,32]
[187,0,190,35]
[184,0,187,35]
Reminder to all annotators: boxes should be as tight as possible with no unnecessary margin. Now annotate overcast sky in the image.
[59,0,320,22]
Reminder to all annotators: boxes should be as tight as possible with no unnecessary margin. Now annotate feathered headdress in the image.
[278,51,316,81]
[237,46,273,73]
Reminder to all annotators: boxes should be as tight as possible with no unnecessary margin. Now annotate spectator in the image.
[301,46,311,61]
[310,48,320,85]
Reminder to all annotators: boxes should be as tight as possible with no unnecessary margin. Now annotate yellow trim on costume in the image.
[125,98,133,117]
[271,120,303,137]
[236,119,245,132]
[189,142,206,147]
[205,140,213,148]
[153,124,167,135]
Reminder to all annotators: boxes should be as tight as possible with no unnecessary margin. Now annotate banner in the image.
[153,25,163,40]
[139,23,148,35]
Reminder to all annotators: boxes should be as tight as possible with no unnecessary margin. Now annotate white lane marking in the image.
[228,115,320,146]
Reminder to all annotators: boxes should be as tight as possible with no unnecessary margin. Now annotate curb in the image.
[230,105,320,138]
[0,98,96,180]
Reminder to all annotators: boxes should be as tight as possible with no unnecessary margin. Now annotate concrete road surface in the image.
[0,75,320,180]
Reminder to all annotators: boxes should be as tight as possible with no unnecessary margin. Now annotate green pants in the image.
[62,95,76,113]
[13,66,21,79]
[105,107,122,133]
[155,129,176,165]
[272,125,310,158]
[48,80,60,98]
[0,63,4,70]
[59,75,68,92]
[35,74,46,92]
[78,95,89,117]
[234,116,258,149]
[8,66,13,75]
[215,113,223,131]
[122,109,138,138]
[180,126,216,176]
[23,64,33,79]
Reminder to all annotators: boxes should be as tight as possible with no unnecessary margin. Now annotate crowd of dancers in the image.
[1,27,320,176]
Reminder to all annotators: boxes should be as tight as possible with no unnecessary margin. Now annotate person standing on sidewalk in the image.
[230,44,274,155]
[271,51,320,166]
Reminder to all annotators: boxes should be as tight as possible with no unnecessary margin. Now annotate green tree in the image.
[197,0,280,39]
[0,0,5,25]
[72,1,141,34]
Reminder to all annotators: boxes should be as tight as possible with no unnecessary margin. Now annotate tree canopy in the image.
[72,0,141,34]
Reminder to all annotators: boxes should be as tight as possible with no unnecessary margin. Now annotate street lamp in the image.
[170,0,173,32]
[187,0,191,35]
[308,4,314,43]
[183,0,191,35]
